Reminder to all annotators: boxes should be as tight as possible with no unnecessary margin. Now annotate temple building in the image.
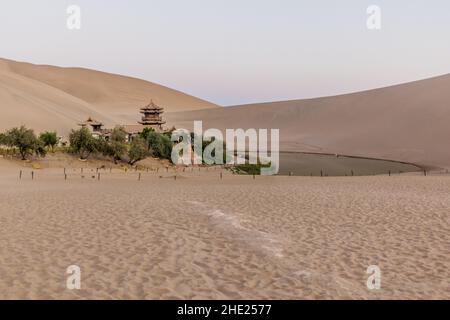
[78,117,105,138]
[78,101,167,142]
[138,100,166,130]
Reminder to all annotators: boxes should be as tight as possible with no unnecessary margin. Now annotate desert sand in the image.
[0,159,448,300]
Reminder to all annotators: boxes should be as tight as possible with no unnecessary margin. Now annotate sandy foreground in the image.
[0,165,448,300]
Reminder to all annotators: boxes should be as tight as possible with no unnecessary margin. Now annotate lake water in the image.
[278,153,421,176]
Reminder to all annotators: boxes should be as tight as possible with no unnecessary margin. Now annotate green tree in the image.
[5,126,42,160]
[39,131,60,152]
[69,127,98,160]
[34,140,47,158]
[0,132,8,146]
[144,131,173,160]
[104,127,127,164]
[157,134,173,160]
[128,136,149,165]
[139,127,155,146]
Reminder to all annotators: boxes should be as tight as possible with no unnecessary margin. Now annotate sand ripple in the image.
[0,169,448,299]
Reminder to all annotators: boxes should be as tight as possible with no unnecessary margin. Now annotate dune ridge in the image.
[0,58,218,135]
[165,74,450,169]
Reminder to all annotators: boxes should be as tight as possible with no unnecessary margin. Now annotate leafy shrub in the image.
[231,162,272,175]
[142,131,173,160]
[39,131,60,152]
[3,126,44,160]
[69,127,99,160]
[128,136,149,165]
[101,128,128,163]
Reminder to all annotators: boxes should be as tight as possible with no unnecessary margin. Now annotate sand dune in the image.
[1,57,449,168]
[166,74,450,169]
[0,67,115,135]
[0,58,218,135]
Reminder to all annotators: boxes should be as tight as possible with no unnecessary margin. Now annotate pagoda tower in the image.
[138,100,166,130]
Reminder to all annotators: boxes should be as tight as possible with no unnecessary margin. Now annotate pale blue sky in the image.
[0,0,449,105]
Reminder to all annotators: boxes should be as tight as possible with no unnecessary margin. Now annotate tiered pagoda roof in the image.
[78,117,103,127]
[140,100,164,114]
[139,100,166,127]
